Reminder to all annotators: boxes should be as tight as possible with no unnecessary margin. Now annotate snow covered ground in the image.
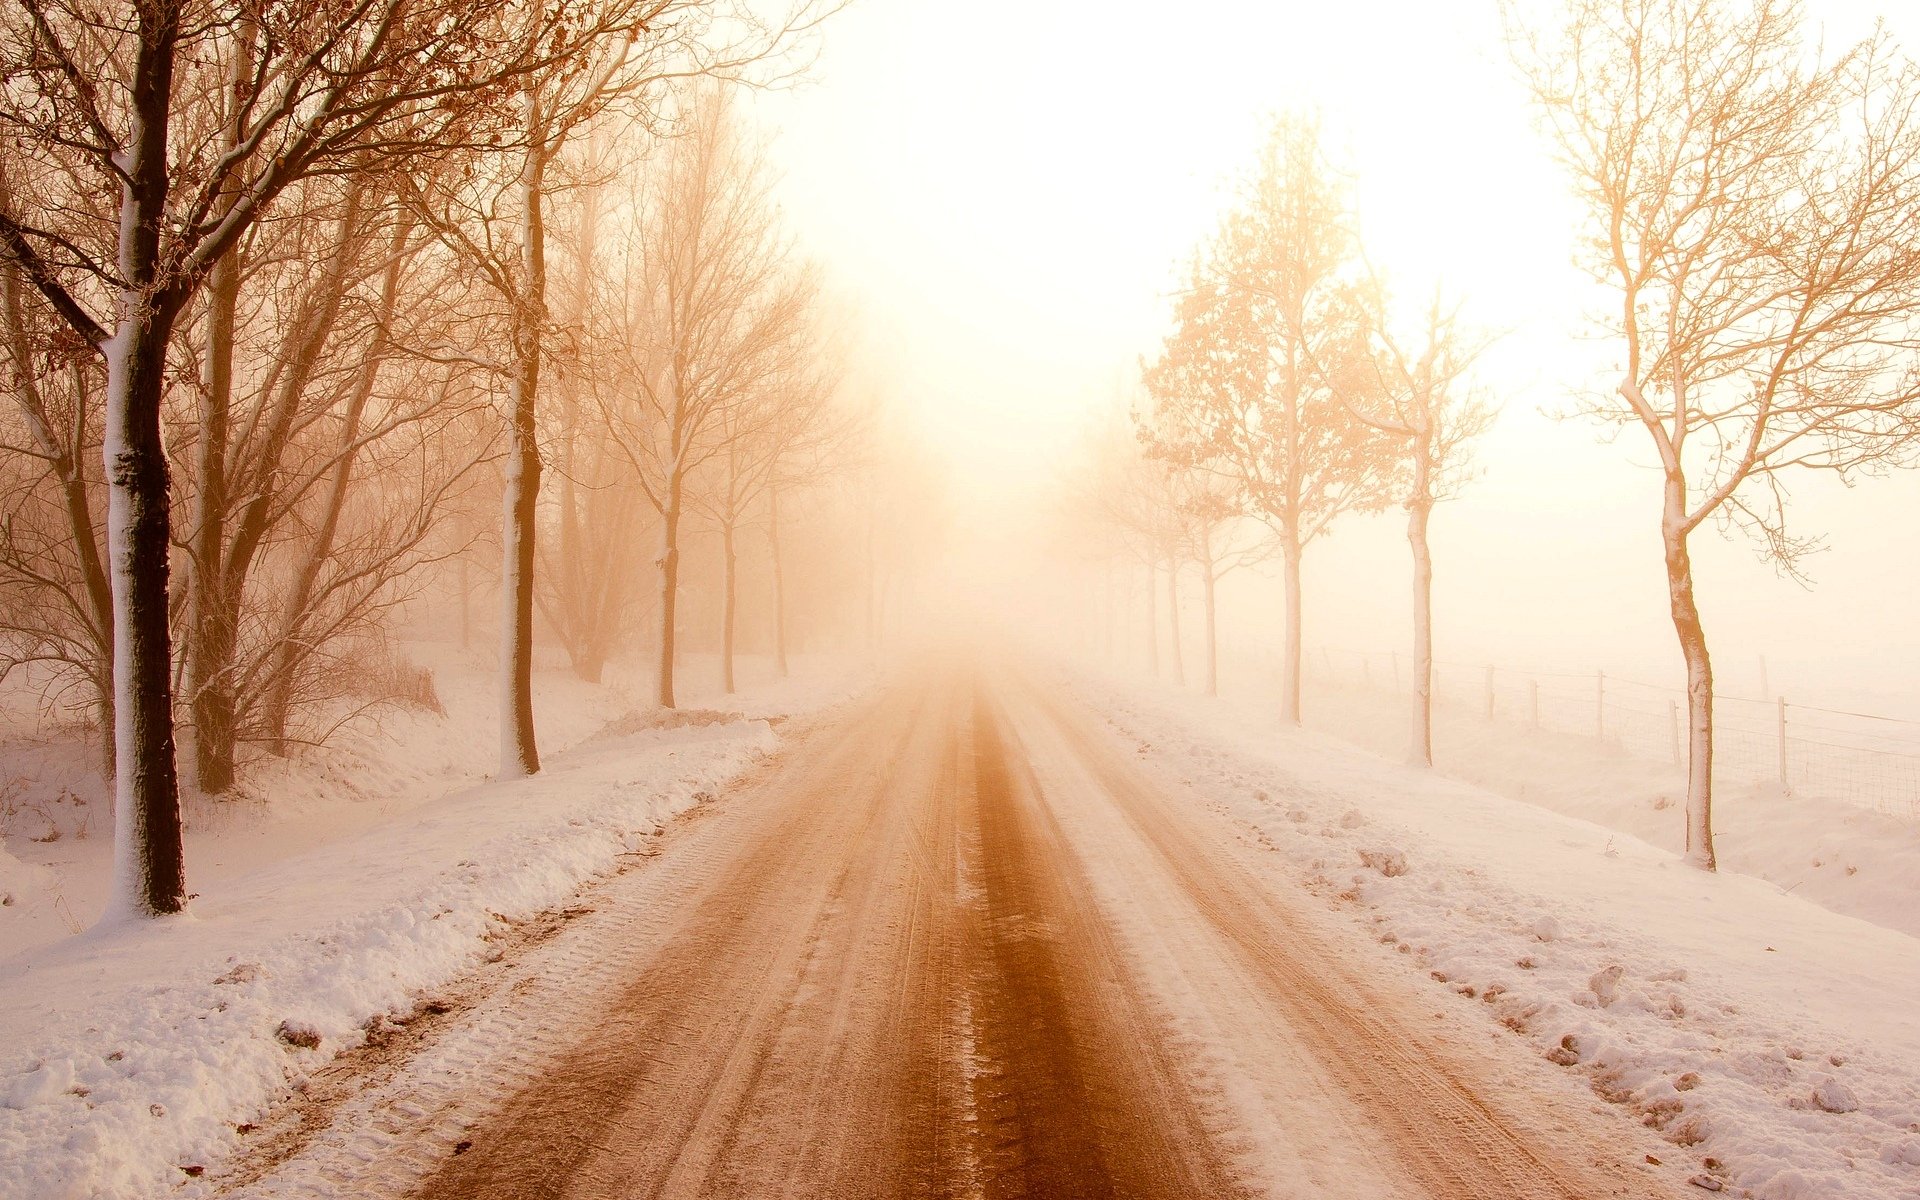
[1068,665,1920,1200]
[0,647,864,1200]
[1294,672,1920,943]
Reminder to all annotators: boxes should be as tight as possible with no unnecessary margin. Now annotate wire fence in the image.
[1308,647,1920,822]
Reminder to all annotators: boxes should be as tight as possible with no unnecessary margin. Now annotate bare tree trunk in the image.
[1408,441,1435,767]
[185,219,241,796]
[105,286,189,918]
[499,109,549,778]
[768,485,788,678]
[655,492,682,708]
[1201,560,1218,698]
[1144,559,1159,677]
[180,19,256,798]
[1165,550,1185,688]
[459,557,472,650]
[100,18,190,919]
[720,519,737,694]
[260,216,412,754]
[105,296,189,918]
[1,268,115,777]
[1664,477,1717,870]
[1280,536,1303,726]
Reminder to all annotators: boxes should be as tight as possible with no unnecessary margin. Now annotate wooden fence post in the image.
[1778,697,1791,793]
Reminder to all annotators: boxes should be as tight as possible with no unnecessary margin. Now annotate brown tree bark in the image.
[499,103,550,777]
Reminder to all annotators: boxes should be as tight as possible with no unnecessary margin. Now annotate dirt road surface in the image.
[213,662,1685,1200]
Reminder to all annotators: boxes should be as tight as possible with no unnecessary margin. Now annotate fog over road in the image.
[219,661,1679,1200]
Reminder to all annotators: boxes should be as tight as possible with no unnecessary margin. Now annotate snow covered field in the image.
[1293,673,1920,943]
[0,647,862,1200]
[1070,665,1920,1200]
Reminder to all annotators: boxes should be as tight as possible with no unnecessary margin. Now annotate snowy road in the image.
[212,661,1681,1199]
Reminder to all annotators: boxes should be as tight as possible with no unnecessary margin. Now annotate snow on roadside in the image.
[1297,677,1920,943]
[0,706,804,1200]
[1068,668,1920,1200]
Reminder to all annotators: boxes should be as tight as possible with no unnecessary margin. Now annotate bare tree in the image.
[537,151,651,685]
[1330,282,1494,766]
[604,89,814,707]
[761,396,864,677]
[1072,410,1187,680]
[1512,0,1920,868]
[1167,467,1275,699]
[1142,113,1400,726]
[686,319,847,692]
[0,263,109,761]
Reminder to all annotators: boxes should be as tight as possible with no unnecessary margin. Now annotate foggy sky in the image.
[749,0,1920,716]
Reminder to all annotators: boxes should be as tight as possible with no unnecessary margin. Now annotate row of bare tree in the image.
[1083,0,1920,875]
[0,0,858,921]
[1070,112,1491,768]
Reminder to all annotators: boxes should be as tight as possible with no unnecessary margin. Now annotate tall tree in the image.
[1166,467,1273,699]
[604,90,813,707]
[1513,0,1920,868]
[1143,113,1399,726]
[538,150,651,685]
[687,315,847,692]
[1331,283,1494,766]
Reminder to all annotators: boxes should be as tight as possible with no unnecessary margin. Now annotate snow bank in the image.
[1070,669,1920,1200]
[0,714,784,1200]
[0,844,52,917]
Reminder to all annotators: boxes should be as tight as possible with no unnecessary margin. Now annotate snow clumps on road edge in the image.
[1073,672,1920,1200]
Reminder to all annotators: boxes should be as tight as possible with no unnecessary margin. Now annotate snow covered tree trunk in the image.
[102,19,189,920]
[104,299,190,919]
[720,519,737,695]
[1408,443,1435,768]
[1165,550,1185,688]
[1145,559,1159,677]
[499,108,549,779]
[768,485,789,678]
[1663,476,1717,870]
[1280,536,1303,726]
[655,491,682,708]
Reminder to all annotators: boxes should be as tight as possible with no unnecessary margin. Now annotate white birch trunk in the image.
[1663,475,1718,870]
[1408,440,1435,767]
